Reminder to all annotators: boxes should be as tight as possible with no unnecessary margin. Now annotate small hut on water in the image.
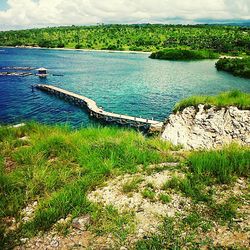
[36,68,48,77]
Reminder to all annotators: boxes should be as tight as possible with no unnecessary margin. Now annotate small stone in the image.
[120,247,128,250]
[72,215,91,231]
[22,216,30,222]
[233,218,243,222]
[20,238,29,244]
[50,239,59,248]
[19,136,29,141]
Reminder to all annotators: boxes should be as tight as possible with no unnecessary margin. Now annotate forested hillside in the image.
[0,24,249,54]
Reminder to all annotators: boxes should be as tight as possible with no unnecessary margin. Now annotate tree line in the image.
[0,24,249,55]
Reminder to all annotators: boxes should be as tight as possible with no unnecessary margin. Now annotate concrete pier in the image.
[35,84,163,132]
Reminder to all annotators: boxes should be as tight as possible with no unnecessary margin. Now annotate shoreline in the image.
[0,46,152,55]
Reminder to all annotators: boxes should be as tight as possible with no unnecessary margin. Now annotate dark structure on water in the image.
[35,84,163,132]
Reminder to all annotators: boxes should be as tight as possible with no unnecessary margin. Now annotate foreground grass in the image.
[163,144,250,203]
[136,144,250,249]
[0,122,249,249]
[174,90,250,112]
[149,49,219,60]
[0,123,174,248]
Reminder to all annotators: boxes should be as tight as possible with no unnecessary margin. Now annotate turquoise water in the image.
[0,47,249,127]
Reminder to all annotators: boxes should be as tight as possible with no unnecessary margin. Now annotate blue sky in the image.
[0,1,8,11]
[0,0,249,31]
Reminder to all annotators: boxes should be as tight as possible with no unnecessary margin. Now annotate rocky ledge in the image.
[162,105,250,149]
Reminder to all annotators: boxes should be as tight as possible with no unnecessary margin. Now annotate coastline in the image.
[0,45,152,55]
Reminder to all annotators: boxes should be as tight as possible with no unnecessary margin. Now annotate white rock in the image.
[20,238,29,244]
[72,215,91,231]
[50,239,59,248]
[162,106,250,149]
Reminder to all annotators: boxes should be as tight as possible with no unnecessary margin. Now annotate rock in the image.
[161,106,250,150]
[50,239,59,248]
[20,238,29,244]
[72,215,91,231]
[11,123,26,128]
[19,136,29,141]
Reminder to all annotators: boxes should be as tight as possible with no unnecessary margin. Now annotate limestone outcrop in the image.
[161,105,250,149]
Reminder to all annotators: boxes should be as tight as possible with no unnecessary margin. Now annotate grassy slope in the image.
[0,123,175,248]
[149,49,219,60]
[0,122,249,249]
[1,90,250,248]
[174,90,250,112]
[136,145,250,249]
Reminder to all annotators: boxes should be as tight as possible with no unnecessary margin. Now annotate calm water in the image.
[0,47,249,127]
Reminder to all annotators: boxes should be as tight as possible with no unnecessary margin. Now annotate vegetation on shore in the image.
[216,57,250,78]
[0,24,249,54]
[173,90,250,112]
[149,49,219,60]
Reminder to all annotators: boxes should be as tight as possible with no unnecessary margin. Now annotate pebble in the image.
[20,238,29,244]
[72,215,91,231]
[50,239,59,248]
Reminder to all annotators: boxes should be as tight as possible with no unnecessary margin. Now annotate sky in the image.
[0,0,249,30]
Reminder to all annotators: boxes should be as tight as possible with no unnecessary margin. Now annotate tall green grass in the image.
[162,144,250,203]
[188,144,250,184]
[0,123,173,247]
[174,90,250,112]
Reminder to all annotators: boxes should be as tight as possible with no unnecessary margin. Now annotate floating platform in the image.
[0,66,35,70]
[35,84,163,132]
[0,72,33,77]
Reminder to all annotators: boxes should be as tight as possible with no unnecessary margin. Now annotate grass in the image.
[210,197,239,223]
[188,144,250,184]
[173,90,250,112]
[0,122,249,248]
[90,205,135,242]
[162,176,180,190]
[0,122,173,248]
[161,144,249,202]
[141,188,156,201]
[135,216,213,249]
[159,194,171,204]
[183,212,212,232]
[122,177,143,193]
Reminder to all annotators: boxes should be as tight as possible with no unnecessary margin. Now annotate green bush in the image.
[216,57,250,78]
[150,49,219,60]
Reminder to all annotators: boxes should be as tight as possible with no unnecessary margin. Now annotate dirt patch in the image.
[88,167,191,243]
[4,157,17,173]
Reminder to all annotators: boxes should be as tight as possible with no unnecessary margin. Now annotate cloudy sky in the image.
[0,0,249,30]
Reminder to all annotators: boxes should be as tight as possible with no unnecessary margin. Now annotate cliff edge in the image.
[162,105,250,149]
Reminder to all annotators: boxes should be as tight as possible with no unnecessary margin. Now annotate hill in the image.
[0,24,249,54]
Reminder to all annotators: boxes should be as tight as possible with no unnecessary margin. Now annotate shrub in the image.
[150,49,219,60]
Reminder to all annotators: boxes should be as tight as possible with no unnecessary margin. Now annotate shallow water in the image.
[0,47,249,127]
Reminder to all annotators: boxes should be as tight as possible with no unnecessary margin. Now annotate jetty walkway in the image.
[35,84,163,132]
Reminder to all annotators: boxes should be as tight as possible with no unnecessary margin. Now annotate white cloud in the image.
[0,0,249,30]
